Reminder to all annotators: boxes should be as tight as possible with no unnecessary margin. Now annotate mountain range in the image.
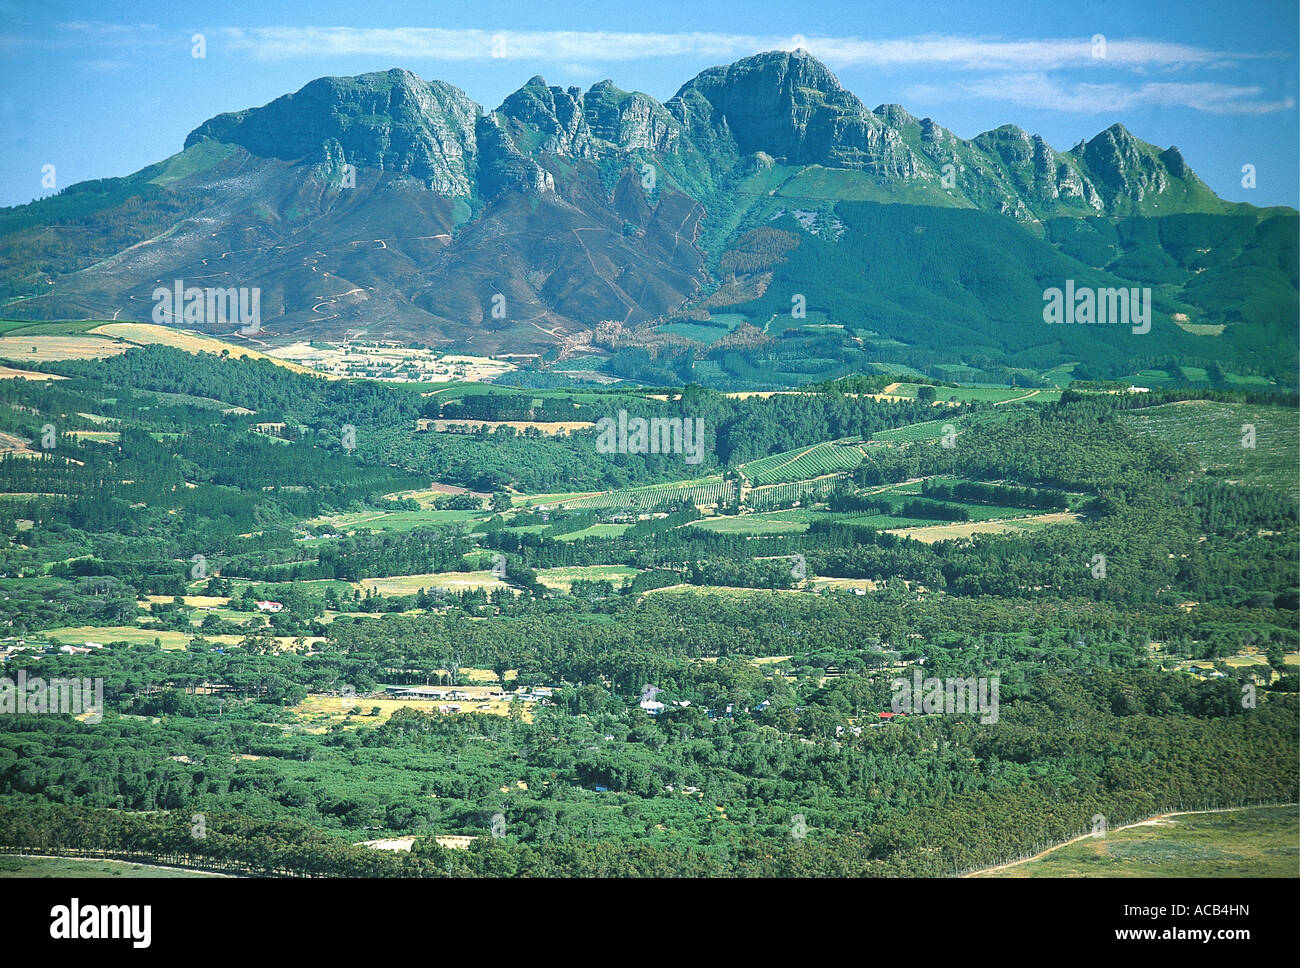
[1,50,1295,385]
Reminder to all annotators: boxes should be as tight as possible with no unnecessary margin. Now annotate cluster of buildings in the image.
[2,639,105,663]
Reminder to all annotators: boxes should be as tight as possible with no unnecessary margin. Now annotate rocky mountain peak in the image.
[185,68,481,195]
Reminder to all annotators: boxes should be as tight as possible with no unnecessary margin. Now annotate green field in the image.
[1119,401,1299,495]
[0,854,224,878]
[553,523,632,541]
[557,477,736,510]
[659,316,741,344]
[977,806,1299,878]
[690,514,810,534]
[308,508,487,532]
[43,626,189,649]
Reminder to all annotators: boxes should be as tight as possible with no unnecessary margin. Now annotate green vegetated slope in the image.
[1119,401,1299,497]
[724,203,1297,381]
[2,51,1294,389]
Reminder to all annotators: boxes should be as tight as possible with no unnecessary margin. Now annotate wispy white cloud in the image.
[26,23,1294,116]
[220,27,761,62]
[904,73,1296,115]
[215,27,1280,70]
[54,21,170,47]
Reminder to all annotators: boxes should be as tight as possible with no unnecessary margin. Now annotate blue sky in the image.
[2,0,1297,208]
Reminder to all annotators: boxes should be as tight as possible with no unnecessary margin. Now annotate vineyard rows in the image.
[748,475,848,508]
[741,439,868,485]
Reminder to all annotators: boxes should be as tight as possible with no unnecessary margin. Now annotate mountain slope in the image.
[0,51,1293,382]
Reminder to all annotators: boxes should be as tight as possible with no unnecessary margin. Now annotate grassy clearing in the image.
[516,490,607,507]
[974,805,1299,878]
[0,855,224,878]
[42,626,190,649]
[885,512,1083,543]
[556,477,735,511]
[888,383,1064,405]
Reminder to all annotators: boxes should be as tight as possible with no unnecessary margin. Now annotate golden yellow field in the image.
[291,689,530,729]
[89,323,319,374]
[0,336,132,362]
[0,365,64,380]
[0,431,36,455]
[809,577,880,592]
[357,570,511,596]
[143,594,230,608]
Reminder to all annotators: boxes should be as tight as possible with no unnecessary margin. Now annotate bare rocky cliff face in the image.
[181,52,1211,221]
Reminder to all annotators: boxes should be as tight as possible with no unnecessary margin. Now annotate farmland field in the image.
[41,626,190,649]
[90,323,318,373]
[308,509,487,531]
[0,364,64,380]
[0,335,132,362]
[357,571,508,596]
[534,565,639,590]
[884,512,1084,543]
[289,691,526,728]
[557,477,736,510]
[747,475,847,508]
[690,513,810,534]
